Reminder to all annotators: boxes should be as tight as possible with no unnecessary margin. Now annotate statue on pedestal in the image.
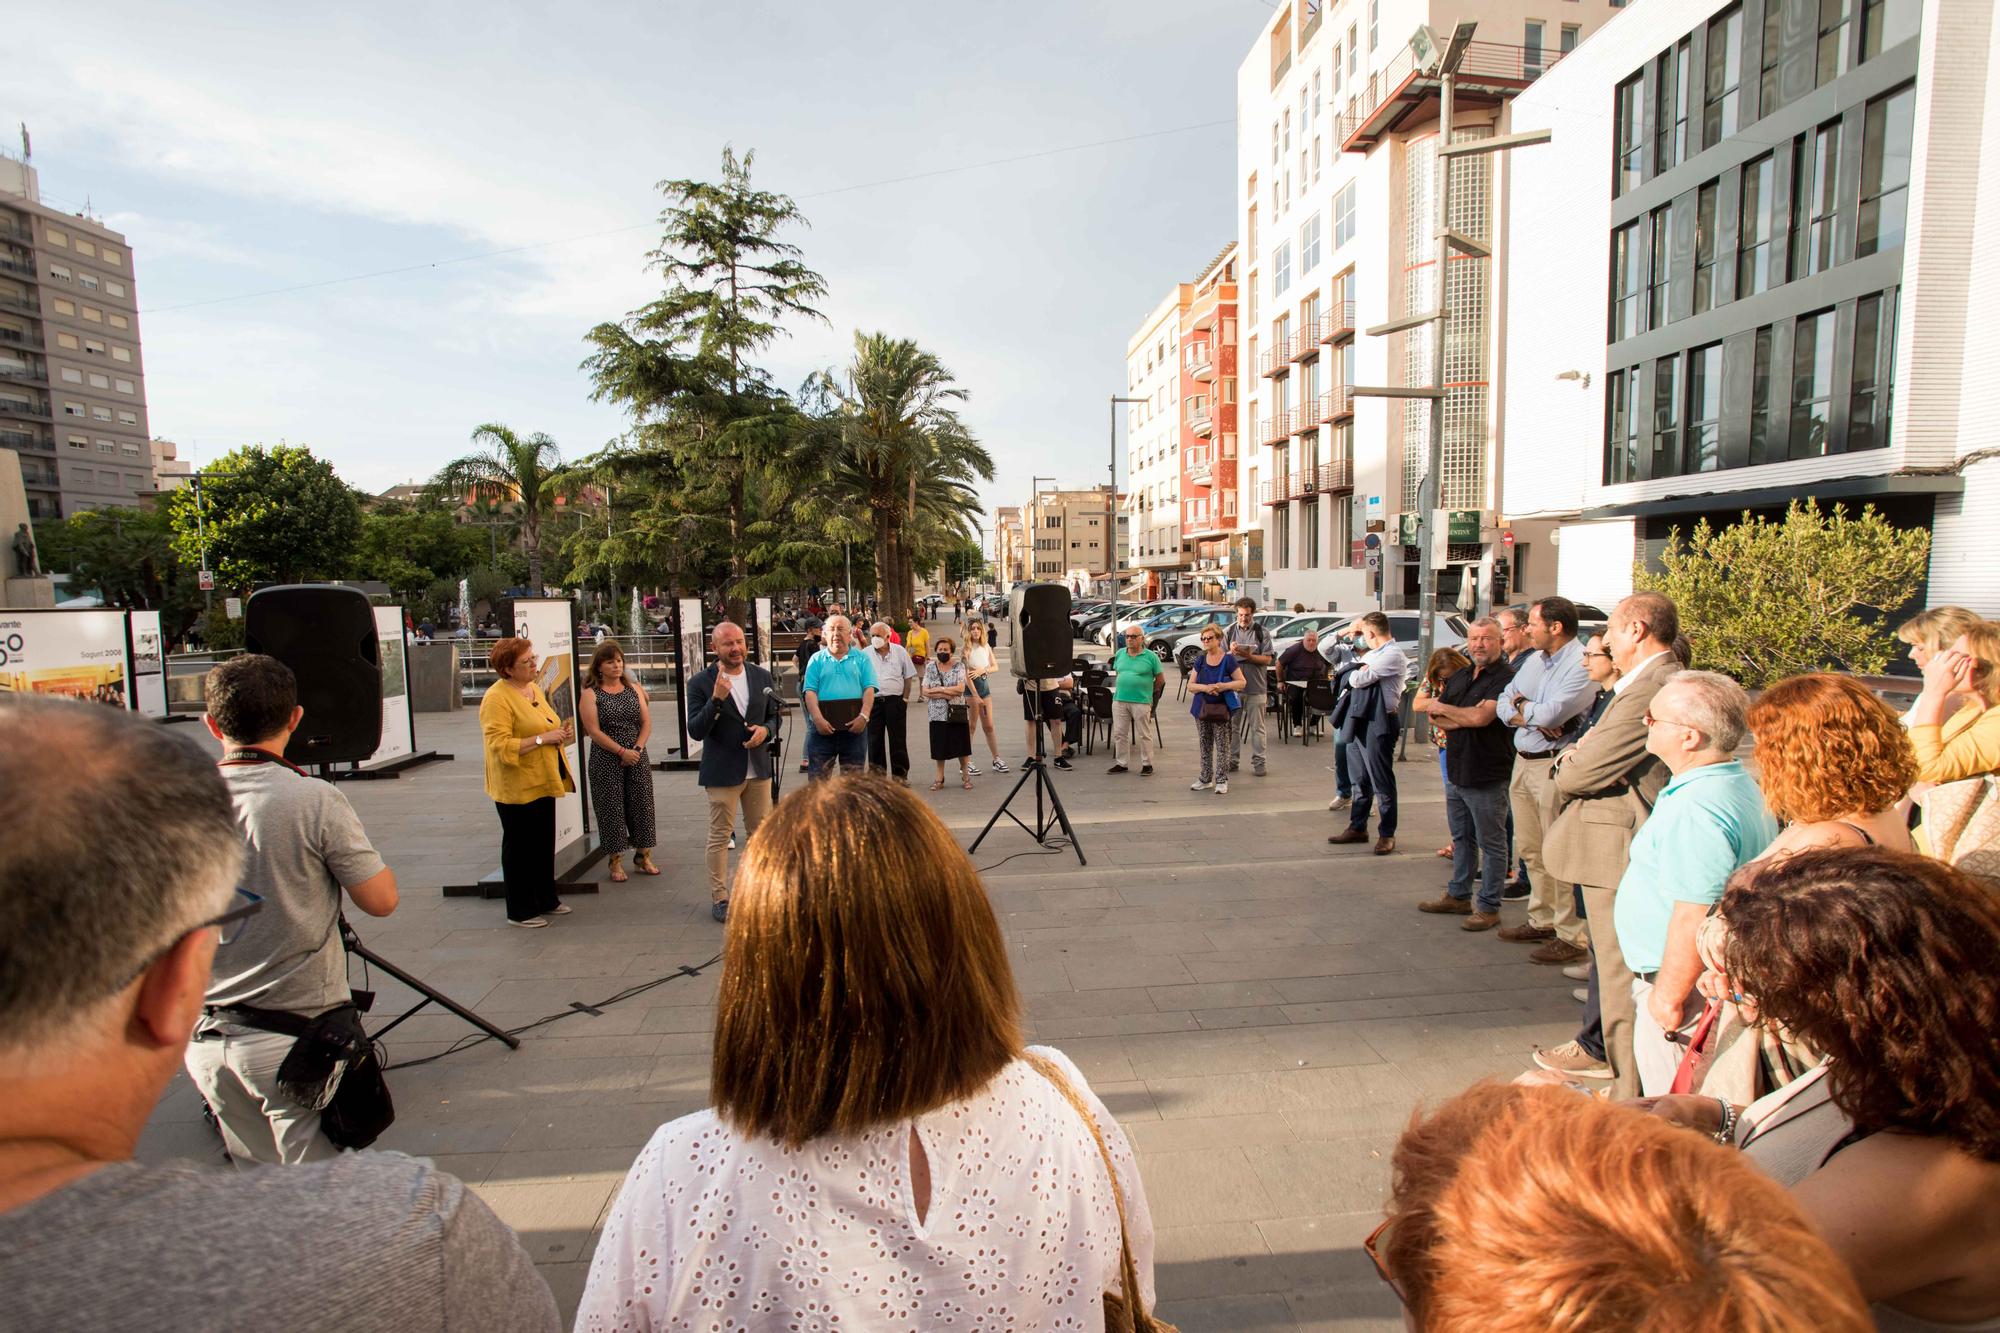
[12,522,38,578]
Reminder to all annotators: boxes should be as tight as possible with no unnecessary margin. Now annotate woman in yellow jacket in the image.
[1909,621,2000,786]
[480,637,577,927]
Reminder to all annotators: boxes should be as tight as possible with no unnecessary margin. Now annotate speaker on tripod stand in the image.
[972,583,1086,865]
[245,585,383,768]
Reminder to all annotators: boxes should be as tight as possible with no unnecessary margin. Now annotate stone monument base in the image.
[2,576,55,609]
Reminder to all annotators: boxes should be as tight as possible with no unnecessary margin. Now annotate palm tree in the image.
[430,424,577,591]
[813,333,992,621]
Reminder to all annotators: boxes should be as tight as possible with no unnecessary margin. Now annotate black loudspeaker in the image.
[245,585,383,766]
[1008,582,1073,679]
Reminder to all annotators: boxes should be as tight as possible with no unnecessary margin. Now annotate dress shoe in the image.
[1501,877,1530,901]
[1418,894,1472,915]
[1533,1039,1610,1079]
[1497,923,1557,943]
[1462,911,1501,932]
[1327,828,1369,845]
[1373,837,1396,855]
[1561,963,1590,982]
[1530,938,1590,966]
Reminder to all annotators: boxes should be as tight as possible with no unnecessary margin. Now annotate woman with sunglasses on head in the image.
[1640,848,2000,1331]
[1372,1080,1869,1330]
[1187,625,1246,795]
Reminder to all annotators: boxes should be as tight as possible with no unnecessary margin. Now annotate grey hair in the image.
[1657,670,1751,753]
[1468,616,1501,633]
[0,698,244,1049]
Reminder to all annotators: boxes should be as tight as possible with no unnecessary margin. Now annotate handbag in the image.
[1020,1051,1178,1333]
[1668,997,1725,1095]
[209,1000,397,1150]
[1197,694,1231,723]
[1923,774,2000,887]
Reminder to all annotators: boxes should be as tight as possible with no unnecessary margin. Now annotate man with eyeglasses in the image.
[184,654,400,1165]
[0,697,559,1330]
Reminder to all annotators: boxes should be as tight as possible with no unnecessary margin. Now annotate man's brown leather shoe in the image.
[1418,895,1472,915]
[1327,829,1369,845]
[1530,938,1590,965]
[1373,837,1396,855]
[1461,911,1502,931]
[1497,923,1557,943]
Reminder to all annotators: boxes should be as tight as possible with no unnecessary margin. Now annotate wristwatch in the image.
[533,735,544,747]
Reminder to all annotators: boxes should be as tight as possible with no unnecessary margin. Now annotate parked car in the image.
[1170,610,1294,671]
[1098,599,1206,646]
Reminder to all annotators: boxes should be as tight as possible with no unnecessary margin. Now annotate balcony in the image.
[0,258,38,281]
[1260,409,1293,445]
[1291,322,1322,363]
[1325,385,1353,421]
[1186,453,1213,486]
[1261,476,1290,506]
[1337,38,1563,153]
[0,368,48,387]
[1293,398,1324,433]
[0,329,43,350]
[1186,344,1215,381]
[0,396,48,419]
[1320,297,1355,343]
[0,428,53,451]
[1259,347,1291,379]
[1188,405,1214,438]
[1315,456,1355,493]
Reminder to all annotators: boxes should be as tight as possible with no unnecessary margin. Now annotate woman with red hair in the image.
[1746,673,1917,857]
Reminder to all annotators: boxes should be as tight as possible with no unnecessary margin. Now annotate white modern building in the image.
[1501,0,1997,616]
[1125,284,1192,596]
[1234,0,1625,612]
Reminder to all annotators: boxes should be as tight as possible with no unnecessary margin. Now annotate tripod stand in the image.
[343,918,519,1050]
[970,681,1087,866]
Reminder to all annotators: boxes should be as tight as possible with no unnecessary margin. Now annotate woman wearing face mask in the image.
[961,621,1007,774]
[924,637,974,790]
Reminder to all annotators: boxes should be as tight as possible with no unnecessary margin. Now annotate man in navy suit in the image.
[688,621,781,924]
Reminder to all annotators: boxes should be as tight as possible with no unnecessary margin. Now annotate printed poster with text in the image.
[0,609,131,708]
[513,599,584,858]
[364,606,415,767]
[128,610,166,718]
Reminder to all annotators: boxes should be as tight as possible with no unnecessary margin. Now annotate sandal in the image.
[608,855,628,883]
[930,779,946,791]
[962,774,974,790]
[1436,845,1454,859]
[634,853,661,876]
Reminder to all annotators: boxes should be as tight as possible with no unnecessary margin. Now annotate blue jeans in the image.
[805,725,867,780]
[1444,778,1509,913]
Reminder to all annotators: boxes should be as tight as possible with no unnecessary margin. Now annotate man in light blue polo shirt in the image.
[1493,596,1598,965]
[801,615,877,780]
[1613,670,1778,1095]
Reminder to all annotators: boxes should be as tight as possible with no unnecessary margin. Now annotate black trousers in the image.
[495,796,560,922]
[1347,730,1398,838]
[867,696,910,778]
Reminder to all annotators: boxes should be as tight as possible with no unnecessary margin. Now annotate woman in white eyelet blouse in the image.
[576,777,1156,1332]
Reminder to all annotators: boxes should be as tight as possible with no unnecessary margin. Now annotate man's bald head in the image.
[0,699,243,1051]
[712,620,746,668]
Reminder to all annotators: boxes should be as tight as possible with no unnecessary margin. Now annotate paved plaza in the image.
[140,637,1580,1330]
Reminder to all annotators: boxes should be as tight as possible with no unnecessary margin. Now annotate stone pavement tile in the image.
[1040,1035,1135,1084]
[1270,963,1562,1006]
[508,1101,696,1151]
[378,1116,525,1156]
[635,1005,716,1034]
[1182,945,1420,985]
[1288,1284,1407,1331]
[536,1261,592,1329]
[1256,1022,1391,1070]
[425,1151,505,1185]
[1144,980,1288,1011]
[1144,1062,1416,1121]
[1244,1137,1397,1218]
[1027,986,1158,1019]
[1136,1148,1281,1227]
[515,1032,667,1061]
[1125,1113,1300,1153]
[469,1176,619,1265]
[1191,1005,1295,1030]
[1257,1211,1382,1286]
[1199,921,1335,952]
[1154,1291,1298,1331]
[481,1145,648,1185]
[1030,1010,1201,1040]
[1092,1081,1162,1122]
[1060,953,1197,992]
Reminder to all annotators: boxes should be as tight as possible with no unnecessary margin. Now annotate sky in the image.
[9,1,1273,544]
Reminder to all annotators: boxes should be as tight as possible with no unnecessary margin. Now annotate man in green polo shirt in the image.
[1107,625,1164,776]
[1613,670,1778,1096]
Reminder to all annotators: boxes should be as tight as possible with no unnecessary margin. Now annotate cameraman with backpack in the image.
[186,654,400,1164]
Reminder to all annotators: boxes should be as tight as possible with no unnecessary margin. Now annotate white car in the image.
[1268,612,1470,682]
[1169,611,1296,671]
[1096,600,1206,646]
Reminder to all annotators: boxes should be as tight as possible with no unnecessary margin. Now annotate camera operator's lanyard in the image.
[220,747,310,776]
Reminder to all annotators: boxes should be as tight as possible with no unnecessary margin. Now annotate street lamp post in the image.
[1109,396,1146,656]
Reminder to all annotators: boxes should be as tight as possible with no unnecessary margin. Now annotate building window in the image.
[67,434,87,449]
[82,306,102,324]
[1861,0,1920,59]
[1312,136,1321,182]
[1614,75,1645,196]
[121,442,141,456]
[1273,504,1291,568]
[63,400,84,417]
[1333,182,1356,247]
[46,226,68,247]
[79,273,99,291]
[75,239,96,258]
[1652,355,1681,478]
[96,438,114,453]
[1525,21,1545,77]
[1685,343,1724,472]
[1348,25,1358,75]
[55,332,79,350]
[1368,0,1378,51]
[60,367,82,384]
[105,280,126,297]
[1605,366,1641,484]
[1273,241,1292,297]
[49,264,71,282]
[1789,309,1837,458]
[117,409,137,424]
[1649,203,1675,328]
[1849,290,1897,451]
[1703,6,1743,148]
[1760,1,1786,117]
[114,377,133,394]
[87,372,109,389]
[1611,221,1645,340]
[91,406,111,421]
[1656,38,1692,173]
[101,247,121,266]
[1561,23,1580,54]
[1272,121,1280,166]
[108,313,128,329]
[1858,84,1914,257]
[1818,0,1853,86]
[1794,121,1841,278]
[1312,68,1322,118]
[111,346,131,363]
[1738,153,1777,297]
[53,298,75,316]
[1301,213,1321,271]
[1693,183,1721,314]
[1748,326,1776,465]
[1302,499,1320,566]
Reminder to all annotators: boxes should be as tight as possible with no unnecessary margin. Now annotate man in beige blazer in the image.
[1532,592,1684,1098]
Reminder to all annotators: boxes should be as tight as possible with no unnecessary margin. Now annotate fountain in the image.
[630,586,642,639]
[457,577,471,636]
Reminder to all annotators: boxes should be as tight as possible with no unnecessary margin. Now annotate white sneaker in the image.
[727,835,736,850]
[1216,781,1229,795]
[1572,987,1589,1002]
[508,916,549,929]
[1190,780,1212,791]
[989,758,1009,772]
[966,763,983,776]
[1561,963,1589,981]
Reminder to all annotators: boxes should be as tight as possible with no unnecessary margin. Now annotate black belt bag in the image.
[204,998,394,1149]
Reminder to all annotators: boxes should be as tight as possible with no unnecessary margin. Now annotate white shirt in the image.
[868,641,919,694]
[964,642,995,676]
[576,1046,1156,1332]
[1613,648,1674,696]
[716,664,751,716]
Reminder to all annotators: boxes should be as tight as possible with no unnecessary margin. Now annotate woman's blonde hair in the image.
[1384,1082,1870,1331]
[1895,605,1981,653]
[1957,621,2000,706]
[711,776,1022,1145]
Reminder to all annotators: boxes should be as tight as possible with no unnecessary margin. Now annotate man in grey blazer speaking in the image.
[688,621,782,924]
[1533,592,1685,1098]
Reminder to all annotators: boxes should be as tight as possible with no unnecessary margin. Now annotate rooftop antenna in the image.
[18,122,29,161]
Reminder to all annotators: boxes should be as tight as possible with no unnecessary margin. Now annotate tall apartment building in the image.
[1181,244,1247,600]
[1025,485,1124,595]
[994,505,1026,586]
[1501,0,1995,615]
[1234,0,1622,611]
[0,155,152,521]
[1124,283,1193,596]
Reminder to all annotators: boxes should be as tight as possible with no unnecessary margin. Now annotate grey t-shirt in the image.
[1226,620,1274,694]
[207,762,386,1013]
[0,1153,559,1333]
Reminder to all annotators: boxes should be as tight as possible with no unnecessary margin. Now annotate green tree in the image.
[582,147,826,616]
[940,535,990,587]
[349,507,486,599]
[806,332,991,621]
[1635,500,1931,686]
[163,444,362,589]
[429,423,579,592]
